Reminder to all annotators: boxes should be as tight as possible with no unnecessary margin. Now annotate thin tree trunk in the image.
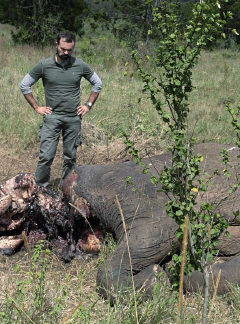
[202,265,210,324]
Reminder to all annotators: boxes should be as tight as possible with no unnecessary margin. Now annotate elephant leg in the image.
[97,262,167,304]
[132,264,170,298]
[184,256,240,295]
[218,226,240,257]
[96,239,170,304]
[96,243,133,303]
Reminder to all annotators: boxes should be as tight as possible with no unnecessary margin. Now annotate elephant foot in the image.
[133,264,170,297]
[184,256,240,295]
[0,235,23,255]
[97,264,169,305]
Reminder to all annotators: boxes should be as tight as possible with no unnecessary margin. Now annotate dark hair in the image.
[56,31,76,44]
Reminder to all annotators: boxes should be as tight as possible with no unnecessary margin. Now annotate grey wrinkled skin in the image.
[63,143,240,303]
[184,256,240,295]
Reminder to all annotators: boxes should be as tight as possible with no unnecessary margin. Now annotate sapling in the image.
[127,1,233,323]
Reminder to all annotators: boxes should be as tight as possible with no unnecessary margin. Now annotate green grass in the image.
[0,242,239,324]
[188,50,240,143]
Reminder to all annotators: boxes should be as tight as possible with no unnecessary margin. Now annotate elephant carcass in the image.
[0,173,102,259]
[0,173,38,254]
[0,173,74,257]
[0,173,38,232]
[62,143,240,302]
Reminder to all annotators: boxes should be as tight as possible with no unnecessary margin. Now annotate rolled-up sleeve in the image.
[19,73,37,95]
[89,72,102,93]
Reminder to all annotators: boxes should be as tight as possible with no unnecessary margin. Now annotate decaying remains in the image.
[1,143,240,304]
[0,173,103,260]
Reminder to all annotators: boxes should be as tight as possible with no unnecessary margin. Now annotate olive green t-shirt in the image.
[29,55,94,116]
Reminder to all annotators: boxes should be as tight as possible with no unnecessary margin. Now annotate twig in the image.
[22,231,32,264]
[202,265,210,324]
[187,217,198,265]
[69,202,96,237]
[106,122,110,161]
[59,300,82,324]
[115,195,139,324]
[211,269,221,305]
[0,291,36,324]
[183,296,187,324]
[208,268,222,318]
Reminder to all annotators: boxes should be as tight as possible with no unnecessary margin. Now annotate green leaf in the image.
[226,231,231,238]
[176,210,183,216]
[206,252,213,262]
[150,175,158,186]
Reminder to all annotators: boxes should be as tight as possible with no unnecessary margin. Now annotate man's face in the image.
[56,38,75,61]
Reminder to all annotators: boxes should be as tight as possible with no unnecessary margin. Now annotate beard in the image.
[57,50,70,61]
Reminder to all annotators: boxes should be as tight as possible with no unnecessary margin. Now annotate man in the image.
[20,31,102,187]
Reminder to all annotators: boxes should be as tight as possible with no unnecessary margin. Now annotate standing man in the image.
[20,31,102,187]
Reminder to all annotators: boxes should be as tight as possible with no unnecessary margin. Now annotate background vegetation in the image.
[0,21,240,152]
[0,0,240,46]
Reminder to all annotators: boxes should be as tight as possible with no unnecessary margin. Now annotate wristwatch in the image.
[85,102,93,110]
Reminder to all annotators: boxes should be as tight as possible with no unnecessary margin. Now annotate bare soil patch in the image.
[0,121,164,186]
[0,126,126,186]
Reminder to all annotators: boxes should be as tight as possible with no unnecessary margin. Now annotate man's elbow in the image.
[90,72,102,93]
[91,81,102,93]
[19,73,36,95]
[19,83,32,95]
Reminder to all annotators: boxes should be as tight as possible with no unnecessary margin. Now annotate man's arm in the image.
[77,91,99,117]
[24,93,52,115]
[20,73,52,115]
[77,72,102,117]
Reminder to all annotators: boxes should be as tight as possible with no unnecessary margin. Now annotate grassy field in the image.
[1,24,240,152]
[0,24,240,323]
[1,242,240,324]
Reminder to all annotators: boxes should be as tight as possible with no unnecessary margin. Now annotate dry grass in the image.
[0,248,104,323]
[0,248,239,323]
[188,50,240,144]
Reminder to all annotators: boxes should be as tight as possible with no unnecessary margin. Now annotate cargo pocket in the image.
[75,116,82,147]
[38,116,47,139]
[75,131,82,147]
[38,125,43,139]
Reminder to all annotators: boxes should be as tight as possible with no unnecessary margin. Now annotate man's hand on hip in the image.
[77,105,89,117]
[35,106,52,115]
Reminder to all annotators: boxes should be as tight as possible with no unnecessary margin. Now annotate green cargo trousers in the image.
[35,114,82,187]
